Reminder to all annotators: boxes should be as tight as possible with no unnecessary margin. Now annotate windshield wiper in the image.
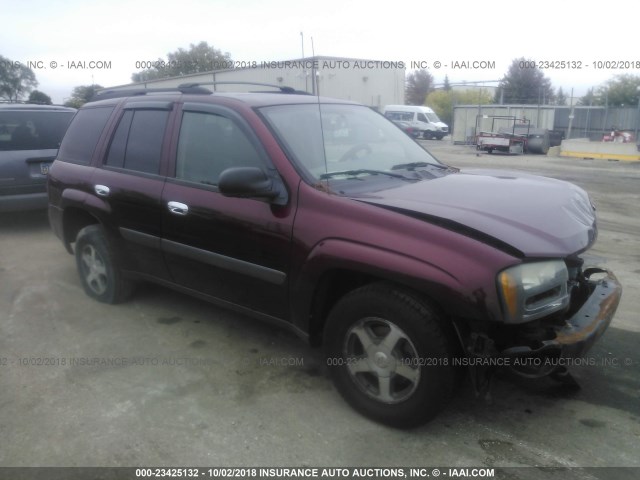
[391,161,448,171]
[320,169,414,180]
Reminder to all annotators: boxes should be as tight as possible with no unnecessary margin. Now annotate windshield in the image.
[0,110,74,151]
[426,112,441,123]
[260,104,443,186]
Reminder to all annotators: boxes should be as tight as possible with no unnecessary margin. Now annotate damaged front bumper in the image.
[500,268,622,359]
[464,269,621,393]
[545,268,622,358]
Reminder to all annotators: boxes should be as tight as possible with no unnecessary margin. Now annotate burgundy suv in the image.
[48,84,622,427]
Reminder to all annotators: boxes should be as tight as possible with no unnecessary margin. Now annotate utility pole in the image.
[635,86,640,141]
[567,88,575,139]
[311,36,318,96]
[300,32,307,92]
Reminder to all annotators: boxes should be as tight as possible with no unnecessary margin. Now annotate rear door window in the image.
[105,109,170,175]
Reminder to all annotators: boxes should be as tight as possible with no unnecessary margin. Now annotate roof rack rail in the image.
[177,81,311,95]
[0,100,54,105]
[0,100,73,107]
[91,85,212,101]
[90,81,310,102]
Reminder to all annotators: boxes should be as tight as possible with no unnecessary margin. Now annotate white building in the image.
[103,56,406,109]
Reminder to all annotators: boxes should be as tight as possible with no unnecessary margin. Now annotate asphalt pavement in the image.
[0,144,638,476]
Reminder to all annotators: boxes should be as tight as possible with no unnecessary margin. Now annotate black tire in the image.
[423,131,433,140]
[324,283,455,428]
[74,225,134,304]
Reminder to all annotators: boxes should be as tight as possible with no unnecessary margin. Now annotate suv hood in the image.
[358,168,596,257]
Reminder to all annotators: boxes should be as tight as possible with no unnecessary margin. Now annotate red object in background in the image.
[602,129,634,143]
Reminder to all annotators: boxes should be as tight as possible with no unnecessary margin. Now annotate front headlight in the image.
[497,260,570,323]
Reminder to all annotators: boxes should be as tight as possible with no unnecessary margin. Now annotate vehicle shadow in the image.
[130,281,640,429]
[444,325,640,422]
[510,326,640,416]
[0,210,49,234]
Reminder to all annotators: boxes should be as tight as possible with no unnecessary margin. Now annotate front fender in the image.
[289,238,487,334]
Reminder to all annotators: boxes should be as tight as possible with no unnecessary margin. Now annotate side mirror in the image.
[218,167,285,204]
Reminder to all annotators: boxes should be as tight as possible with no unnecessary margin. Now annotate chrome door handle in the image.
[167,201,189,215]
[94,185,110,197]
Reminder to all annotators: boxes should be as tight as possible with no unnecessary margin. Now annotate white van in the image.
[382,105,449,140]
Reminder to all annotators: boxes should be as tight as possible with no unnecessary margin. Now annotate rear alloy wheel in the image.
[324,283,455,428]
[75,225,134,304]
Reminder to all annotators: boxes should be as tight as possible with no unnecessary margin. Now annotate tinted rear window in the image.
[0,110,74,151]
[57,107,114,165]
[105,109,169,174]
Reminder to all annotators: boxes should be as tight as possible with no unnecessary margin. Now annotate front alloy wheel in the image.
[325,283,455,428]
[343,317,420,404]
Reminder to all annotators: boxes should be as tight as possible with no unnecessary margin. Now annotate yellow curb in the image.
[560,151,640,162]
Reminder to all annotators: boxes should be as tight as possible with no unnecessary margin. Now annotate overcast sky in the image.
[2,0,638,104]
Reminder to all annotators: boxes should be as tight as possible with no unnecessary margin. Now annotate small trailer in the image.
[475,115,531,154]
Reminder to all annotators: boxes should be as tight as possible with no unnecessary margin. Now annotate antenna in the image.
[309,37,328,184]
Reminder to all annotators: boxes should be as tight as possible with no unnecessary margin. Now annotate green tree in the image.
[0,55,38,101]
[405,69,433,105]
[555,87,567,106]
[442,75,451,91]
[600,74,640,107]
[131,41,232,82]
[426,88,493,127]
[578,87,598,106]
[28,90,52,105]
[495,58,554,104]
[64,84,104,108]
[579,75,640,106]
